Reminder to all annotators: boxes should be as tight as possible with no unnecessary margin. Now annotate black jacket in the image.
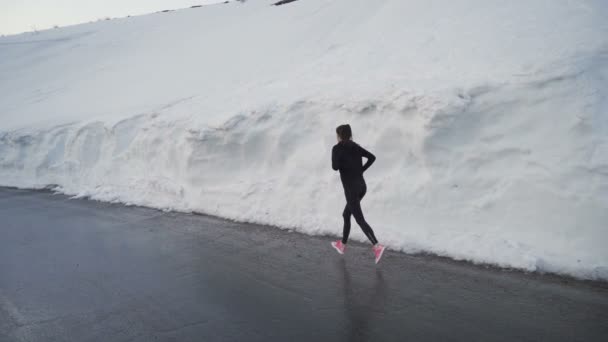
[332,140,376,185]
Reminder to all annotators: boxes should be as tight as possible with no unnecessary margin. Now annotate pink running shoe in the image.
[331,240,346,255]
[373,244,386,264]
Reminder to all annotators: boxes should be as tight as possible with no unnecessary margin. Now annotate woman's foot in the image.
[373,244,386,264]
[331,240,346,255]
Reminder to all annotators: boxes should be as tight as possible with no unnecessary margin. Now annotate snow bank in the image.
[1,0,607,280]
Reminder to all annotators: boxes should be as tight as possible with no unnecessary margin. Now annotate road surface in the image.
[1,187,607,341]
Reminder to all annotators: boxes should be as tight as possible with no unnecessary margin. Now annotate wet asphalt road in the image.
[0,187,607,342]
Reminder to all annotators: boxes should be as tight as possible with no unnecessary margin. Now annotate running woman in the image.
[331,124,386,264]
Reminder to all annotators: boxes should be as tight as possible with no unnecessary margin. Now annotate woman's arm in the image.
[332,145,340,171]
[360,146,376,172]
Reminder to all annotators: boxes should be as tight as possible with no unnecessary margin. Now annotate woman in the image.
[331,124,386,264]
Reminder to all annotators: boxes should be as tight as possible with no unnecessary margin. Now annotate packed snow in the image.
[1,0,607,280]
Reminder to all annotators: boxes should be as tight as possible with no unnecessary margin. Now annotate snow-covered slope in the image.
[1,0,607,280]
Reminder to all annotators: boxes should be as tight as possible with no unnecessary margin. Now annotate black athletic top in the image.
[332,140,376,185]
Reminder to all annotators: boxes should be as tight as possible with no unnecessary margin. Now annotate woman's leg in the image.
[346,185,378,245]
[349,200,378,245]
[342,205,352,244]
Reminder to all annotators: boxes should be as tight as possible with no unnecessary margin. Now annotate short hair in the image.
[336,124,352,140]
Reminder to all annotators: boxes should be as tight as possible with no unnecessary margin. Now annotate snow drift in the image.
[1,0,607,280]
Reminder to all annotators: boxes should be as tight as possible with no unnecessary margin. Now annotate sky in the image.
[0,0,225,36]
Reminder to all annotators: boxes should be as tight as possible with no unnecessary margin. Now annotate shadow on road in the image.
[337,258,389,342]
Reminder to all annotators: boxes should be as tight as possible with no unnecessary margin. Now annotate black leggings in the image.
[342,182,378,245]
